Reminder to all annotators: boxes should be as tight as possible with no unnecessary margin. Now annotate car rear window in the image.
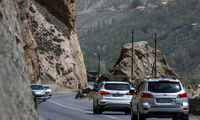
[105,83,130,90]
[148,82,181,93]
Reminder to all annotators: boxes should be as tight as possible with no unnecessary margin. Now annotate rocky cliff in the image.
[111,41,179,80]
[0,0,37,119]
[30,0,87,88]
[36,0,76,32]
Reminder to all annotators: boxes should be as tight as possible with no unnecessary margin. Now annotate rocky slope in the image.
[30,0,87,88]
[76,0,171,33]
[0,0,37,119]
[111,41,179,80]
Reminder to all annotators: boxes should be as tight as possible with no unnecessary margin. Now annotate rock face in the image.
[30,0,87,88]
[111,41,179,80]
[0,0,37,119]
[36,0,76,31]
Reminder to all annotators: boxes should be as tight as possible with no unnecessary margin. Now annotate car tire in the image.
[43,95,47,102]
[137,109,146,120]
[131,108,137,120]
[97,103,102,114]
[181,114,189,120]
[93,100,97,114]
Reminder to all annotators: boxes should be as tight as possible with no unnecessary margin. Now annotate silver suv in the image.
[93,81,134,114]
[130,77,189,120]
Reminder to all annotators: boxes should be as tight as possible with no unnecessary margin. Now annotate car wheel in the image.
[97,102,102,114]
[181,115,189,120]
[93,100,97,114]
[131,108,137,120]
[43,95,47,102]
[137,109,146,120]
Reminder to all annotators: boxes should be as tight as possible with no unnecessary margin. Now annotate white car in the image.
[93,81,134,114]
[44,85,52,96]
[31,84,46,102]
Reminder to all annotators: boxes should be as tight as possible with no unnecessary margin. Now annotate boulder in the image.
[111,41,179,80]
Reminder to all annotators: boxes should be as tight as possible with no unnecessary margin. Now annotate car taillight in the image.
[177,93,187,98]
[100,91,110,95]
[141,93,153,98]
[126,92,133,95]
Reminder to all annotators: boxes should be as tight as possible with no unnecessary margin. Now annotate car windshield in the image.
[31,85,44,90]
[44,86,50,89]
[105,83,130,90]
[148,82,181,93]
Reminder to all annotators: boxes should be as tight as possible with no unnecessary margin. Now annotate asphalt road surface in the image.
[38,93,199,120]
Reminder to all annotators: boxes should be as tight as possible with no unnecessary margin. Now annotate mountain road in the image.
[38,93,199,120]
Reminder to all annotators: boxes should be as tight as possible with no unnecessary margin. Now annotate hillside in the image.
[76,0,170,33]
[78,0,200,84]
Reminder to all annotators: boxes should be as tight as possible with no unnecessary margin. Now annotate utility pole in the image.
[154,33,157,77]
[98,55,101,78]
[131,29,134,80]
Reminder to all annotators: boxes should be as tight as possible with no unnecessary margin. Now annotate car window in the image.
[44,86,50,89]
[148,82,181,93]
[31,85,44,90]
[105,83,130,90]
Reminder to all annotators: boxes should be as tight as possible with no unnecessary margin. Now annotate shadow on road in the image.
[86,112,126,116]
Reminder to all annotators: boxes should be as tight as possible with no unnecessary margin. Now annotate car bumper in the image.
[99,99,131,111]
[144,111,187,118]
[34,95,46,102]
[100,103,131,111]
[45,92,52,96]
[140,102,189,117]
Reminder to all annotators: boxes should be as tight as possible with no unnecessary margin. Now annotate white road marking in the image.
[48,100,121,120]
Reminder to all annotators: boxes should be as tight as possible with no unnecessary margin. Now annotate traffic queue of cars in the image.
[30,84,52,103]
[93,77,189,120]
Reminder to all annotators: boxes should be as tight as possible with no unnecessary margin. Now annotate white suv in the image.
[130,77,189,120]
[93,81,134,114]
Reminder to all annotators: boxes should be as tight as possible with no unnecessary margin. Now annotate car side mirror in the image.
[93,83,98,92]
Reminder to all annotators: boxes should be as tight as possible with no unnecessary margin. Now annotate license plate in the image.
[113,94,123,97]
[157,98,172,103]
